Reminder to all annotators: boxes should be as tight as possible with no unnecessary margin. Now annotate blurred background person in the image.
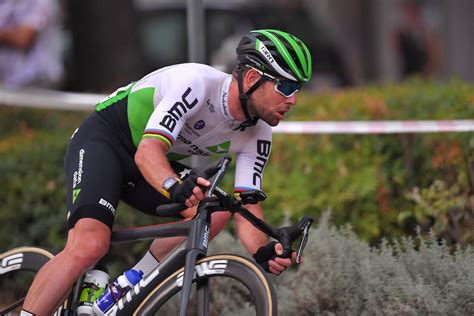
[0,0,63,89]
[393,0,442,80]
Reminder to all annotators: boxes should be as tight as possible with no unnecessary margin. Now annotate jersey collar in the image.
[220,75,234,121]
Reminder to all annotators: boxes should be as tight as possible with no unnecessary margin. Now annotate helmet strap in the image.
[235,66,265,131]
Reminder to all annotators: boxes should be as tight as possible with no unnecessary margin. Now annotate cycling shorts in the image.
[64,107,190,231]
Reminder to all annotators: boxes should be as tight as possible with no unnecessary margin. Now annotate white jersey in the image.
[97,63,272,192]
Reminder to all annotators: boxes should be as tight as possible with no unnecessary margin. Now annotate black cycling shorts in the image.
[64,110,190,231]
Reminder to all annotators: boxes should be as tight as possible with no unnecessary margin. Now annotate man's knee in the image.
[180,206,198,220]
[64,218,111,268]
[210,212,232,238]
[180,207,230,239]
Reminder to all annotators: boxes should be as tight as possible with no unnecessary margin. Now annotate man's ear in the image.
[243,68,261,89]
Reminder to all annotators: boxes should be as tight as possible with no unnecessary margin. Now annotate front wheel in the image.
[136,254,278,316]
[0,247,65,316]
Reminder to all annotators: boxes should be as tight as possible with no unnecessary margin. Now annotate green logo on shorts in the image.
[72,189,81,204]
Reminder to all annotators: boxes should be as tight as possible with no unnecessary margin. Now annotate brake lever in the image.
[276,216,313,261]
[295,216,313,264]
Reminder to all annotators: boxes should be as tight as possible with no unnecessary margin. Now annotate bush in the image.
[0,128,70,251]
[276,212,474,314]
[207,213,474,315]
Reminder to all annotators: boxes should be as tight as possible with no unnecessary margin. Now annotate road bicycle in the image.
[0,155,312,316]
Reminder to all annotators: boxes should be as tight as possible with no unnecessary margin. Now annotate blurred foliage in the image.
[275,212,474,315]
[0,78,473,263]
[263,78,474,245]
[0,107,87,253]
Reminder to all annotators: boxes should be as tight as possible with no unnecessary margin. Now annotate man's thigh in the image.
[121,161,193,217]
[64,138,123,230]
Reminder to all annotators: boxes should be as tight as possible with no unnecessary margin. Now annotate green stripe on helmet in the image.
[254,38,298,81]
[253,29,311,82]
[254,29,304,81]
[272,30,311,80]
[299,40,312,80]
[255,38,261,51]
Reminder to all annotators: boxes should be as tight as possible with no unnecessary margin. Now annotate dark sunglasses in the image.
[249,66,303,97]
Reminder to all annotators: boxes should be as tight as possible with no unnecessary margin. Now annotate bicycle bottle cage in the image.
[235,190,267,204]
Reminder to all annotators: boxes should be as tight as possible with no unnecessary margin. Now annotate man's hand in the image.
[168,175,210,208]
[253,241,302,275]
[267,242,300,275]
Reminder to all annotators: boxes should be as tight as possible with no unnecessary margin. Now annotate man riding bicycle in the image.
[22,29,312,316]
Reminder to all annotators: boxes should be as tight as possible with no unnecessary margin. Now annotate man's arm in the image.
[234,203,268,254]
[235,203,296,275]
[135,138,209,208]
[135,138,178,191]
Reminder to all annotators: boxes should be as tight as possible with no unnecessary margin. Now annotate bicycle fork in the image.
[180,248,208,316]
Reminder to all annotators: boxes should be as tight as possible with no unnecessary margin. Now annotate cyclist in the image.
[22,29,312,316]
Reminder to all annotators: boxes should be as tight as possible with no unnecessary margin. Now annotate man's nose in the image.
[286,94,297,105]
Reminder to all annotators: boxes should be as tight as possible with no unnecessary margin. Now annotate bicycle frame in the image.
[63,205,213,316]
[60,155,312,315]
[112,206,212,315]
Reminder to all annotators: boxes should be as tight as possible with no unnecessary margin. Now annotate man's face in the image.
[248,79,298,127]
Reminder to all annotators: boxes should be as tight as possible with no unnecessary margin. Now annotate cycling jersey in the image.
[64,63,273,229]
[96,63,272,192]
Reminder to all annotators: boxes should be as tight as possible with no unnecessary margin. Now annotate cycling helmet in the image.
[233,29,312,130]
[236,29,312,82]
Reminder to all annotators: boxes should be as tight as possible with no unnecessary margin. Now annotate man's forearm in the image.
[235,203,268,255]
[135,138,177,192]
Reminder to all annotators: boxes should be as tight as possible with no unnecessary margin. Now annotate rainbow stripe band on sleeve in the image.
[143,129,175,148]
[234,187,256,197]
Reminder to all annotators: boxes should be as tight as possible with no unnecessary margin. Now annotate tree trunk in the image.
[67,0,145,92]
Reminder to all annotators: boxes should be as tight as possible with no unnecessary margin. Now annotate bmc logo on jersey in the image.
[160,87,198,133]
[253,140,271,187]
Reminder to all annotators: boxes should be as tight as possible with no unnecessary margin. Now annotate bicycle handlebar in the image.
[156,155,313,261]
[155,158,225,216]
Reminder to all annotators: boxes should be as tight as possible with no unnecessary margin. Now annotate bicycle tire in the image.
[134,254,278,316]
[0,247,64,316]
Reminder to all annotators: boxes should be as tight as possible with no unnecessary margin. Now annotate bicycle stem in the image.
[210,185,279,239]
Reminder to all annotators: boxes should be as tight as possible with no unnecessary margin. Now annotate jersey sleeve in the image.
[142,72,206,149]
[234,123,272,192]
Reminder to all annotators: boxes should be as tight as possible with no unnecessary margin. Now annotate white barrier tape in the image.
[0,87,102,111]
[1,87,473,134]
[273,120,474,134]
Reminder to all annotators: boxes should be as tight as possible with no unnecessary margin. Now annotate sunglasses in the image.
[248,66,303,97]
